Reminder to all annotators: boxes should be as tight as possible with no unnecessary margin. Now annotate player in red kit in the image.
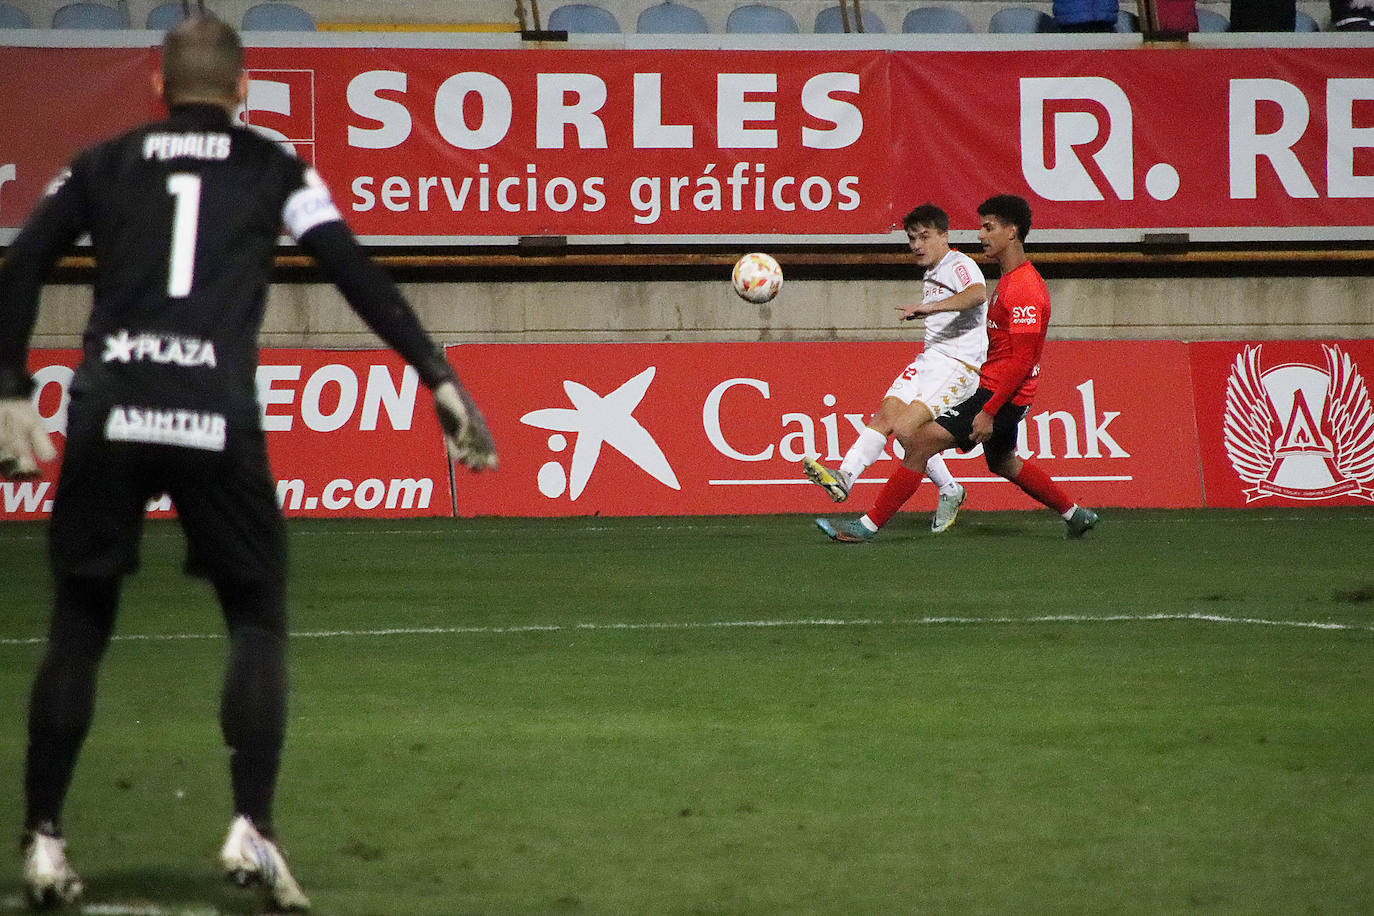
[817,194,1099,542]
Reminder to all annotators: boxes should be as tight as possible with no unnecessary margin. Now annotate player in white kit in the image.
[804,203,987,533]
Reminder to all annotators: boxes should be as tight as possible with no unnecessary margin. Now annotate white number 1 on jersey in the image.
[166,173,201,298]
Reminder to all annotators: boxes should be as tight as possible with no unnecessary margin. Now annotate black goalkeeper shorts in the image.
[934,388,1030,462]
[49,402,285,586]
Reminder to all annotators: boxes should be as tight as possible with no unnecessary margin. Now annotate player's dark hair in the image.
[161,15,243,107]
[903,203,949,234]
[977,194,1033,241]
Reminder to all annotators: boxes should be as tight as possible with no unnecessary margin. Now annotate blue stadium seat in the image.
[52,2,127,27]
[146,2,191,30]
[548,3,622,32]
[241,2,315,30]
[0,2,33,26]
[725,3,800,32]
[814,4,887,31]
[988,6,1059,30]
[637,1,709,32]
[1294,9,1319,29]
[1194,6,1230,29]
[1114,9,1139,30]
[902,6,975,31]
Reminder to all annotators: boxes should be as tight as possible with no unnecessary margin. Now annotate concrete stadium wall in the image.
[26,274,1374,349]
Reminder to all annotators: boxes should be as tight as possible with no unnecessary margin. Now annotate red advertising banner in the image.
[0,348,453,521]
[892,46,1374,234]
[256,349,454,518]
[3,42,1371,240]
[13,339,1374,520]
[282,46,894,238]
[0,47,157,230]
[1190,339,1374,507]
[449,340,1203,518]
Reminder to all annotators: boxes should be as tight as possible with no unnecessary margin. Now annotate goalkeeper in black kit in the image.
[0,15,496,912]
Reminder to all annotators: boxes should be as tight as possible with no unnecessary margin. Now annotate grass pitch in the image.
[2,508,1372,915]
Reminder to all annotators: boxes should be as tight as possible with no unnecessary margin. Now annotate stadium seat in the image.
[1294,9,1319,29]
[548,3,621,32]
[1114,9,1139,29]
[988,6,1059,31]
[637,1,709,32]
[0,3,33,26]
[241,2,315,30]
[902,6,975,31]
[51,2,127,27]
[1194,6,1230,29]
[725,3,800,32]
[146,2,191,30]
[814,4,887,31]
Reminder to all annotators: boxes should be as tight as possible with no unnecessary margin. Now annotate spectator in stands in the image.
[1231,0,1296,29]
[1331,0,1374,28]
[1148,0,1199,33]
[1054,0,1119,30]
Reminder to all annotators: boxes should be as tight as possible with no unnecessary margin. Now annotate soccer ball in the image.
[732,252,783,304]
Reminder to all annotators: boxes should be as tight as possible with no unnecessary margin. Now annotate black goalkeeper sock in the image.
[216,580,288,831]
[25,575,120,832]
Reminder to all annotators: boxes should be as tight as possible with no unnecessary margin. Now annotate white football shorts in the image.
[883,349,981,418]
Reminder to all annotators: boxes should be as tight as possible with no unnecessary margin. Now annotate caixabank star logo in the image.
[1223,344,1374,501]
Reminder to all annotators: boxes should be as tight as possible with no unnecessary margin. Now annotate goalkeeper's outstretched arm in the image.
[296,219,497,470]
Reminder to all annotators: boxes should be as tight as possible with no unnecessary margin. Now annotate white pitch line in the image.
[2,613,1371,648]
[0,901,220,916]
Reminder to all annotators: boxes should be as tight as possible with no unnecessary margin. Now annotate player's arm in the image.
[0,166,85,478]
[897,282,987,321]
[286,177,497,470]
[980,333,1039,417]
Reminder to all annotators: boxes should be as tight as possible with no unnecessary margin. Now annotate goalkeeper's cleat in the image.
[22,828,83,910]
[931,483,966,534]
[220,816,311,912]
[1065,506,1099,539]
[815,517,875,543]
[802,457,851,502]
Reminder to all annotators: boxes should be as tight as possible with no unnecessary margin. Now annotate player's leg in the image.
[804,396,903,503]
[817,408,956,542]
[24,575,121,838]
[26,428,150,907]
[24,575,118,907]
[898,352,976,529]
[170,435,309,910]
[983,414,1098,538]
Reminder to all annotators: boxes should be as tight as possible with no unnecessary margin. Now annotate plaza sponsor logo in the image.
[105,405,227,452]
[102,330,217,368]
[1224,344,1374,501]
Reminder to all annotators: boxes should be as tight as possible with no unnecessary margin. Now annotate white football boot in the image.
[802,457,852,502]
[931,483,967,534]
[220,815,311,912]
[23,829,83,910]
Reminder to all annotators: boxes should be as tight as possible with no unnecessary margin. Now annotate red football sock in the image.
[1012,461,1074,515]
[867,465,925,529]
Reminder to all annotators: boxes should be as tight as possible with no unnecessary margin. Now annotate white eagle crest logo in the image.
[1223,344,1374,501]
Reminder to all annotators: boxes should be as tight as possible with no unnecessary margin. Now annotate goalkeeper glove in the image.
[432,380,498,471]
[0,397,56,480]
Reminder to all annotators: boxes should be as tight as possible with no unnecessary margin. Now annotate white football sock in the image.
[925,453,961,496]
[839,427,888,483]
